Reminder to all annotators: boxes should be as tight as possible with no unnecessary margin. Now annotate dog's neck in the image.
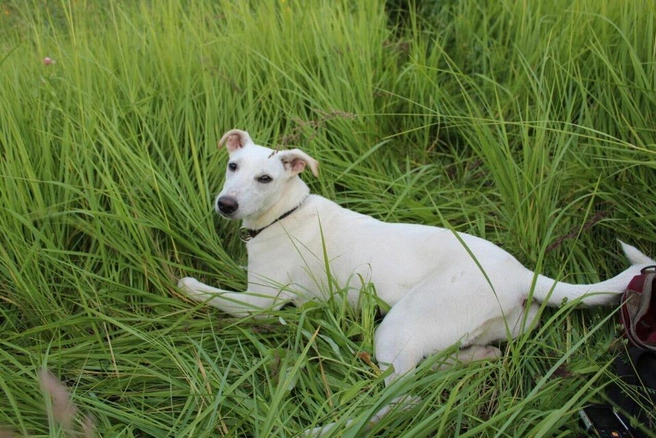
[241,178,310,231]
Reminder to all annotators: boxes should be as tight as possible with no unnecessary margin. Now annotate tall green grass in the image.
[1,0,655,436]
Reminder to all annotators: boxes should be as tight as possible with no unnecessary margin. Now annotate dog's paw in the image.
[371,394,421,423]
[178,276,198,290]
[303,394,421,436]
[177,277,207,301]
[302,420,348,437]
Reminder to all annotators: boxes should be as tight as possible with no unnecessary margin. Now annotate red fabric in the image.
[621,269,656,351]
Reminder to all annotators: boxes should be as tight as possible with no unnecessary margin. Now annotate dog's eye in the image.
[257,175,273,184]
[228,162,237,171]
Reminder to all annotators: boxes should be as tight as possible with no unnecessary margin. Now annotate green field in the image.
[1,0,655,436]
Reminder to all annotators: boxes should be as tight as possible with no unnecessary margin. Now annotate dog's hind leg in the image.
[304,345,499,436]
[177,277,290,318]
[374,296,478,385]
[369,285,505,427]
[303,302,435,436]
[304,292,503,436]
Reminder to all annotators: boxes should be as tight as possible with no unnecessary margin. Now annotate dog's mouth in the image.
[216,209,235,219]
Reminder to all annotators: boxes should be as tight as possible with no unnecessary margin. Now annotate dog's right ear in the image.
[218,129,254,153]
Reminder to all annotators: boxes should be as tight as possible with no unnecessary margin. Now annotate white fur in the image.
[178,129,654,435]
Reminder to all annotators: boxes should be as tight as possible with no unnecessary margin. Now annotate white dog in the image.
[178,129,654,434]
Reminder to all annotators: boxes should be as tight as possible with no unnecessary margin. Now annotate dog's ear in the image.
[277,149,319,178]
[218,129,254,153]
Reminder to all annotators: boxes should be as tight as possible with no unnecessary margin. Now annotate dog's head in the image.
[214,129,319,223]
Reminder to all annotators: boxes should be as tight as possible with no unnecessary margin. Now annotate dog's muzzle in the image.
[216,196,239,217]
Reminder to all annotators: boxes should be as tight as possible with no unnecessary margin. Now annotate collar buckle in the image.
[239,228,255,242]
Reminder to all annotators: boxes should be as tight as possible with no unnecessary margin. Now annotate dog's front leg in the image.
[177,277,289,318]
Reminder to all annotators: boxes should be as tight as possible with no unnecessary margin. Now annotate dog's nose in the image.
[217,196,239,215]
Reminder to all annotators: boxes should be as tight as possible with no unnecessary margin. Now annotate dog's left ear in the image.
[277,149,320,178]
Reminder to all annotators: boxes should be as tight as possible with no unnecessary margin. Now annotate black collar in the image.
[239,199,306,242]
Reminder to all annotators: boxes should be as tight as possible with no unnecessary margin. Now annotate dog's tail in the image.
[530,241,655,306]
